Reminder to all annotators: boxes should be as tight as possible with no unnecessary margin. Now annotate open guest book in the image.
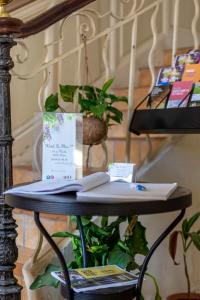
[51,265,138,292]
[5,172,177,201]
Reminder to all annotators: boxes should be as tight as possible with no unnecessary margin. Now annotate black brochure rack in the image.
[129,87,200,135]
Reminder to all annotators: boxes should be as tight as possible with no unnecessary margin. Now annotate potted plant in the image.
[168,212,200,300]
[44,78,127,145]
[30,216,162,300]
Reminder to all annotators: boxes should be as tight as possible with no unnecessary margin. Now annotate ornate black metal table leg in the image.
[136,209,186,300]
[0,35,22,299]
[34,212,73,300]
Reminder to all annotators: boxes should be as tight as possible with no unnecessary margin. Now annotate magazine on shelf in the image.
[190,83,200,106]
[166,81,193,108]
[156,67,181,86]
[147,85,170,109]
[51,265,138,293]
[182,64,200,83]
[5,172,177,201]
[175,52,200,73]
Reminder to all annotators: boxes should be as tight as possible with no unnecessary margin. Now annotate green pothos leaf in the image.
[44,93,59,112]
[126,221,149,256]
[52,231,80,239]
[108,245,132,269]
[60,84,78,102]
[30,264,61,290]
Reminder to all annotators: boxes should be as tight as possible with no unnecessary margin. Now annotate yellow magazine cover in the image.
[76,265,125,278]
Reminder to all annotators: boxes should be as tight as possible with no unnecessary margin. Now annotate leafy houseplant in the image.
[44,79,127,145]
[30,216,162,300]
[168,212,200,300]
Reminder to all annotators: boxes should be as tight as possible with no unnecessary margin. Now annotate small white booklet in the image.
[51,265,138,293]
[5,172,177,201]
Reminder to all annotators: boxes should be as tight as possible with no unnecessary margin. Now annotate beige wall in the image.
[140,135,200,297]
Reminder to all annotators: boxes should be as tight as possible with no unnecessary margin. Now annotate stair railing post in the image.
[0,0,23,298]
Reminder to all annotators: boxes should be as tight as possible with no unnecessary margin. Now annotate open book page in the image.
[5,172,110,195]
[77,182,178,202]
[51,265,138,293]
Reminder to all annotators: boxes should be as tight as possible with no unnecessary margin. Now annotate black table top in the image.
[5,186,192,216]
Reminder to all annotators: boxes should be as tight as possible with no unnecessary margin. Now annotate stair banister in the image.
[18,0,96,38]
[0,0,95,298]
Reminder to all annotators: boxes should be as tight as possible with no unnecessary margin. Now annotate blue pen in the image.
[136,184,147,191]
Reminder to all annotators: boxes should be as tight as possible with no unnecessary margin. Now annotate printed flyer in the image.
[42,113,82,181]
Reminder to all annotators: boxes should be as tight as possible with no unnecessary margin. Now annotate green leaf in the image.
[107,93,128,103]
[88,244,109,254]
[106,216,127,231]
[126,221,149,256]
[44,93,59,112]
[102,78,114,92]
[89,104,107,118]
[79,98,96,111]
[81,216,92,226]
[146,273,162,300]
[89,223,110,237]
[60,84,78,102]
[108,114,122,124]
[30,264,61,290]
[108,245,132,269]
[52,231,80,239]
[190,232,200,251]
[126,260,139,272]
[169,231,180,265]
[101,216,108,227]
[186,212,200,233]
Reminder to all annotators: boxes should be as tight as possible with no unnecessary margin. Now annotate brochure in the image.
[190,83,200,106]
[156,67,181,86]
[182,64,200,83]
[41,113,82,181]
[175,52,200,72]
[51,265,138,292]
[147,85,170,108]
[166,81,193,108]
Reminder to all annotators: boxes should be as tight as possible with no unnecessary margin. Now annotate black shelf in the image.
[129,106,200,135]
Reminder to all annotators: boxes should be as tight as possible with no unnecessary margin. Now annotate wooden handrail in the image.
[19,0,96,38]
